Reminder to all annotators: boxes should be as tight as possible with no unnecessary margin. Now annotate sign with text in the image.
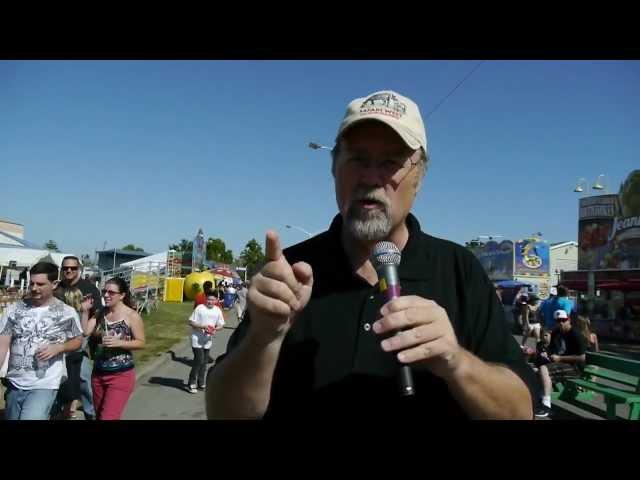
[578,171,640,270]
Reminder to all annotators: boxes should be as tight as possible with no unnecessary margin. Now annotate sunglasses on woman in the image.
[102,289,122,296]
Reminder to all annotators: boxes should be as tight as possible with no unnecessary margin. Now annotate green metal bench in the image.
[558,352,640,420]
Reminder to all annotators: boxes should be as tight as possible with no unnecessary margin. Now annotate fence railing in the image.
[100,262,168,315]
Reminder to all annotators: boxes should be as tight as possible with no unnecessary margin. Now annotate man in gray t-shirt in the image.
[0,262,82,420]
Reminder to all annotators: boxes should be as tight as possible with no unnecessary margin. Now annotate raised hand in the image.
[246,230,313,344]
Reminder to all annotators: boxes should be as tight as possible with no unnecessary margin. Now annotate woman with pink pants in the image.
[84,277,145,420]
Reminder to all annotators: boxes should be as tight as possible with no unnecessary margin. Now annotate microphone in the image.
[371,241,415,397]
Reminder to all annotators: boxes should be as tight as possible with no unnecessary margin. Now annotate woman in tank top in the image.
[83,277,145,420]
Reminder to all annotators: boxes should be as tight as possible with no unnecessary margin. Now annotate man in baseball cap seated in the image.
[534,309,587,418]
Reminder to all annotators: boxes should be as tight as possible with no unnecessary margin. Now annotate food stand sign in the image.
[578,170,640,270]
[514,238,550,277]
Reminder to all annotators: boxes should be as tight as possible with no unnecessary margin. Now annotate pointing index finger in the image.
[266,230,283,262]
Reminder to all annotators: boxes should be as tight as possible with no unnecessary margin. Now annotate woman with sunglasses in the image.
[84,277,145,420]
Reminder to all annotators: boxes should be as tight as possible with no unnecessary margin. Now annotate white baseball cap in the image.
[554,309,569,320]
[335,90,428,154]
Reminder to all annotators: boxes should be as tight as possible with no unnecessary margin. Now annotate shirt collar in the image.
[325,212,432,282]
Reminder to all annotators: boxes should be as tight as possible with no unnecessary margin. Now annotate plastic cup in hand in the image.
[35,344,48,378]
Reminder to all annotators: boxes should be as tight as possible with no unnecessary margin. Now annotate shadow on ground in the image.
[170,349,215,366]
[169,350,193,367]
[147,376,189,392]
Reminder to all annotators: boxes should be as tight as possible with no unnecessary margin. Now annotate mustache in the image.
[352,188,390,208]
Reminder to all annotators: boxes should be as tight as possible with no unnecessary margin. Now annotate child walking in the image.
[187,292,224,393]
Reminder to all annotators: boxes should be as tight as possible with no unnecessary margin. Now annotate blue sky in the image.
[1,60,638,260]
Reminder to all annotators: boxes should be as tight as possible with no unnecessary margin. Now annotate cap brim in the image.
[338,115,423,150]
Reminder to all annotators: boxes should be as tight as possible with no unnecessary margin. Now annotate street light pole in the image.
[286,224,312,238]
[308,142,332,151]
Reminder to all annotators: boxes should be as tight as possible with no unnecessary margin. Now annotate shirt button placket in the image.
[363,294,375,332]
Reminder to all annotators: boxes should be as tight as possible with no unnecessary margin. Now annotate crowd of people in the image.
[510,285,600,418]
[0,256,145,420]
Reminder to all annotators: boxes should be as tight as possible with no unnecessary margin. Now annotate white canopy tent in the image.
[0,246,76,269]
[0,246,79,290]
[120,251,168,272]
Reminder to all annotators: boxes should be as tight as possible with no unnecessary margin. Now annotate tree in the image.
[81,254,95,267]
[239,238,265,279]
[168,239,193,252]
[122,244,145,252]
[45,240,59,252]
[206,237,234,264]
[464,240,484,250]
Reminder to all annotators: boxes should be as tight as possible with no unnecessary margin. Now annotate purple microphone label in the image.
[384,284,401,301]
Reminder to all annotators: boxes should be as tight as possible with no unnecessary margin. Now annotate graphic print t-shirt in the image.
[189,304,225,349]
[0,298,82,390]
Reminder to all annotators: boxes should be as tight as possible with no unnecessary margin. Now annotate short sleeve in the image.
[0,306,14,336]
[66,309,83,339]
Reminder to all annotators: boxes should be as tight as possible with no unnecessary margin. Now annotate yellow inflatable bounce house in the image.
[183,271,216,301]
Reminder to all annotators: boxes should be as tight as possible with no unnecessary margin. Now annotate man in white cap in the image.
[534,309,586,418]
[206,90,536,419]
[540,285,573,330]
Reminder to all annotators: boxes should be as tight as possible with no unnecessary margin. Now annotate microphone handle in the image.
[380,265,415,397]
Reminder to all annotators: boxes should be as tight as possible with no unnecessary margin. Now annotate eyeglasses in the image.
[62,266,79,271]
[556,318,569,323]
[341,152,419,178]
[102,289,122,296]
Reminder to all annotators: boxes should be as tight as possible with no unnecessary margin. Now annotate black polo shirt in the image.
[218,213,538,419]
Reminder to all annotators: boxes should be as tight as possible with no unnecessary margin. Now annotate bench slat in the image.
[586,352,640,379]
[584,366,638,387]
[567,378,640,404]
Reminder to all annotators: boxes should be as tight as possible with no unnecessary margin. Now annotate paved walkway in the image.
[122,308,241,420]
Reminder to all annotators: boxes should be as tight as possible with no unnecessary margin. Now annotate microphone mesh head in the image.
[371,241,401,268]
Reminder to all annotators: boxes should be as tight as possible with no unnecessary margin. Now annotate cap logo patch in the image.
[360,92,407,119]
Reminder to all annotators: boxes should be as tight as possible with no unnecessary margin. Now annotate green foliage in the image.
[45,240,59,252]
[122,244,145,252]
[239,238,265,278]
[80,254,95,266]
[206,237,234,264]
[169,239,193,252]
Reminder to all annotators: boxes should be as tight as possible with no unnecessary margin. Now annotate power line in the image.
[424,61,485,119]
